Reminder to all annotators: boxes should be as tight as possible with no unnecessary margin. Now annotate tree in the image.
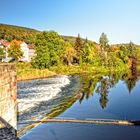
[96,77,111,109]
[0,48,5,61]
[127,41,137,57]
[118,45,129,63]
[107,52,124,67]
[99,32,109,50]
[74,34,83,57]
[62,42,76,65]
[8,40,23,61]
[32,45,50,68]
[98,33,110,66]
[32,31,65,68]
[81,38,94,64]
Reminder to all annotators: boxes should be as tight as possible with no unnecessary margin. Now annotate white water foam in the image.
[17,75,70,114]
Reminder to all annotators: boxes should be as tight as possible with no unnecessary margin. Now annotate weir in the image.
[19,118,140,126]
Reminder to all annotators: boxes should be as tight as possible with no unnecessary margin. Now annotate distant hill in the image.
[62,35,96,45]
[0,23,96,45]
[0,24,40,44]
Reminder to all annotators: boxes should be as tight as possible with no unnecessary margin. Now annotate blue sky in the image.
[0,0,140,44]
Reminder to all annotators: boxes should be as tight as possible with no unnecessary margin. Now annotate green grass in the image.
[49,64,127,75]
[15,62,128,81]
[16,62,55,81]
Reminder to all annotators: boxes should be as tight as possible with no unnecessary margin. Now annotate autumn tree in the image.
[62,42,76,65]
[118,45,129,63]
[127,41,137,57]
[8,40,23,61]
[74,34,83,61]
[81,38,94,64]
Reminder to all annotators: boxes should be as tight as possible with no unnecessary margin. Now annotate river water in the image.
[17,75,79,130]
[19,70,140,140]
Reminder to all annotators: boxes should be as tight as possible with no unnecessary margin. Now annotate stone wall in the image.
[0,64,17,129]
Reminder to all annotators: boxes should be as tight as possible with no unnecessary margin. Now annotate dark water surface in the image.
[21,123,140,140]
[20,70,140,140]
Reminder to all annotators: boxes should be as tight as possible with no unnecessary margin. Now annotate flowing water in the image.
[17,75,79,130]
[19,70,140,140]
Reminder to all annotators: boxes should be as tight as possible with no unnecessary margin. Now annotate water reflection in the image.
[80,68,139,109]
[20,68,140,139]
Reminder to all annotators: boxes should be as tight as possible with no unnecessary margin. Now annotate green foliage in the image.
[0,48,5,56]
[99,32,109,50]
[118,42,137,64]
[0,24,40,43]
[1,23,137,71]
[62,42,76,65]
[127,41,137,57]
[8,40,23,61]
[98,33,110,66]
[107,52,124,67]
[118,45,129,63]
[0,47,5,61]
[32,45,50,68]
[137,48,140,65]
[74,34,83,57]
[32,31,65,68]
[80,39,94,64]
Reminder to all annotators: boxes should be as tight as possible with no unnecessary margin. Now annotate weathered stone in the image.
[0,64,17,129]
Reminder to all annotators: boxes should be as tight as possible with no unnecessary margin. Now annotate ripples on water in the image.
[19,70,140,140]
[18,75,70,113]
[17,75,78,130]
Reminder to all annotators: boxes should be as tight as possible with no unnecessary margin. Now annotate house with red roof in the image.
[0,40,11,62]
[0,40,35,62]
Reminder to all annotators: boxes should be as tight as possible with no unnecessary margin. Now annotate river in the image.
[19,70,140,140]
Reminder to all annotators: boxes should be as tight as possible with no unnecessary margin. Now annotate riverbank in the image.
[16,63,56,81]
[16,62,128,81]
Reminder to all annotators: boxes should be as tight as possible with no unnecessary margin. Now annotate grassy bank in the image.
[16,62,128,81]
[49,64,128,75]
[16,63,56,81]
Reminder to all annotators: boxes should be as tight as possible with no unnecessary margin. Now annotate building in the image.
[0,40,35,62]
[28,44,36,61]
[0,40,11,62]
[15,40,29,62]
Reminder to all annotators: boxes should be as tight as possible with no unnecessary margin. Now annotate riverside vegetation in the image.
[0,24,140,79]
[2,25,139,138]
[17,31,139,80]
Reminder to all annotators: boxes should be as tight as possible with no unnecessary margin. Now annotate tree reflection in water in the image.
[79,67,139,109]
[96,77,111,109]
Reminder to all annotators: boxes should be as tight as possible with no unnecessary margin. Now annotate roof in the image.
[0,40,10,47]
[12,40,24,45]
[28,44,35,49]
[0,39,34,49]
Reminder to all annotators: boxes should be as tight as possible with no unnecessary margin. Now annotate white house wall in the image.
[20,43,29,62]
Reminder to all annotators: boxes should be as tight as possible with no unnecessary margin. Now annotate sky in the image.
[0,0,140,44]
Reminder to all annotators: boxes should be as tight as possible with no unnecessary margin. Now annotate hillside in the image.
[62,35,97,45]
[1,23,139,47]
[0,24,96,45]
[0,24,40,44]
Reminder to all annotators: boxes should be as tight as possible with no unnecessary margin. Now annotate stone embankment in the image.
[0,64,17,139]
